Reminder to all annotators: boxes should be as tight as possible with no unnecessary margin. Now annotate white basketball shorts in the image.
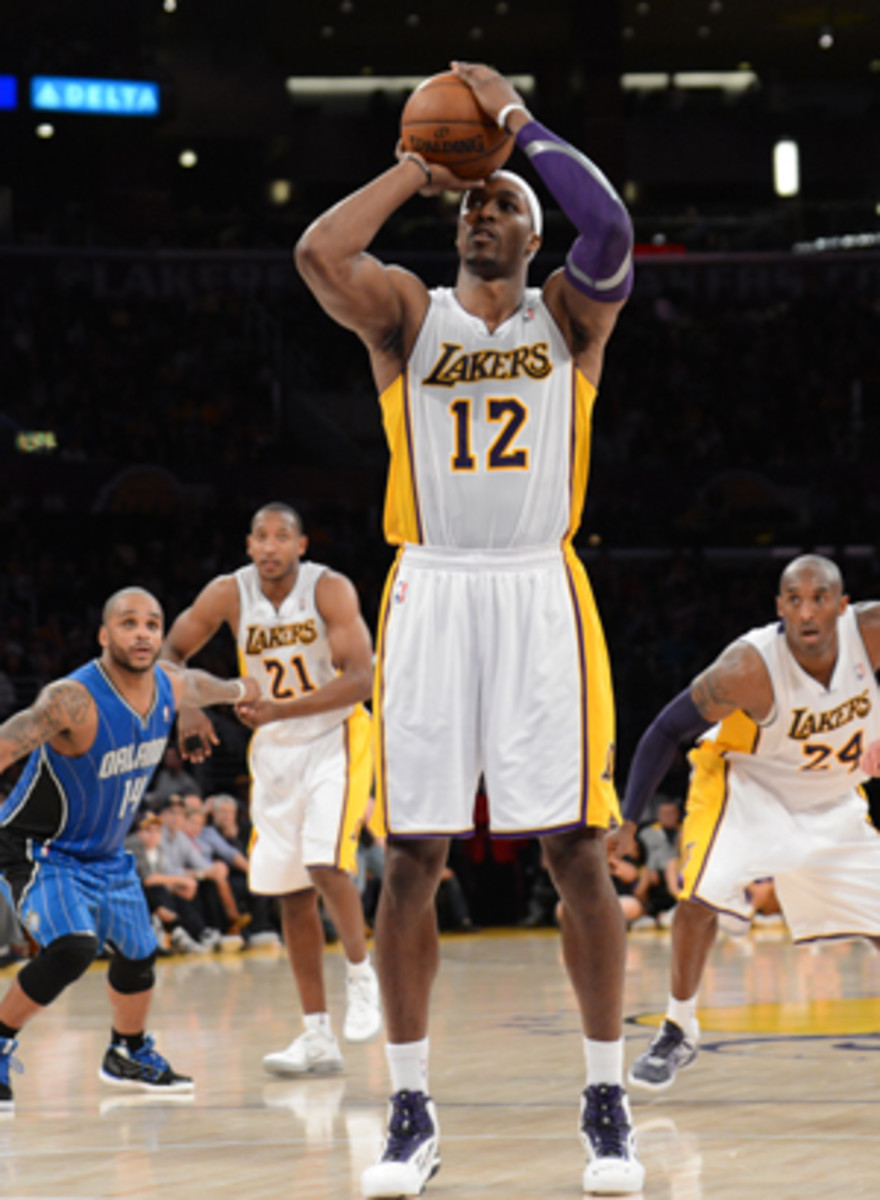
[681,774,880,942]
[247,705,372,895]
[373,543,620,837]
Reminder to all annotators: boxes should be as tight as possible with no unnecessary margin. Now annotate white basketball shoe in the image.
[262,1028,344,1077]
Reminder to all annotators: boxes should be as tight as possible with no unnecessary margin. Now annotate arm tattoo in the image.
[0,682,91,764]
[1,710,52,762]
[692,669,736,720]
[179,668,237,708]
[46,681,93,728]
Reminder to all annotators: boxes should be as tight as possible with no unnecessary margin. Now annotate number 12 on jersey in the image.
[450,397,530,472]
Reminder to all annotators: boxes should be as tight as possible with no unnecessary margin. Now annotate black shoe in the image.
[628,1018,699,1091]
[98,1036,193,1093]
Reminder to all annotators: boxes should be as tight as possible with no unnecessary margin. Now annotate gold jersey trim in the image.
[380,375,422,545]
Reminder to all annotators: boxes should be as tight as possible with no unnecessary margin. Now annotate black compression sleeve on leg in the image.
[107,951,156,995]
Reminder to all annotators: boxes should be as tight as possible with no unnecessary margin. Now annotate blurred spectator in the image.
[124,810,213,955]
[181,796,249,940]
[207,793,280,944]
[150,745,202,805]
[355,798,386,928]
[157,796,222,949]
[607,843,647,926]
[517,841,560,929]
[633,797,682,924]
[436,845,475,933]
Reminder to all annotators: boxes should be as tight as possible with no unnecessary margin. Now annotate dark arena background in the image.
[2,0,880,858]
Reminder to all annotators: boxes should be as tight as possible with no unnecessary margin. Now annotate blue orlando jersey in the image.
[0,660,175,860]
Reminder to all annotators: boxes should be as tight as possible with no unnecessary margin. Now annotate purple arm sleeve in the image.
[621,689,713,824]
[515,118,634,302]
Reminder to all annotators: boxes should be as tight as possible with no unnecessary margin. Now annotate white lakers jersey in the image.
[701,607,880,810]
[379,286,597,549]
[235,561,350,746]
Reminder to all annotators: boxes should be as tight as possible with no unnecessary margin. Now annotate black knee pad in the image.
[17,933,99,1006]
[108,950,156,996]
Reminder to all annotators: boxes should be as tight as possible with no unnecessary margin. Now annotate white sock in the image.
[304,1011,332,1034]
[666,995,698,1039]
[347,954,374,980]
[584,1037,624,1087]
[386,1038,430,1094]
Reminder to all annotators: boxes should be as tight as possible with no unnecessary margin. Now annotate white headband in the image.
[460,170,543,238]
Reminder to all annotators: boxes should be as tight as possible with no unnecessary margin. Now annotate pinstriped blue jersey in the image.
[0,660,175,860]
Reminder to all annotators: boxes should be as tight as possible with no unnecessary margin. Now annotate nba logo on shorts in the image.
[393,580,408,605]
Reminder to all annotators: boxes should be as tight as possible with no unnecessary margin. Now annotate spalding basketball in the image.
[400,71,513,181]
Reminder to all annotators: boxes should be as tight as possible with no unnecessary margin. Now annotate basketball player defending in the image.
[296,62,642,1196]
[162,503,381,1075]
[617,555,880,1091]
[0,588,260,1107]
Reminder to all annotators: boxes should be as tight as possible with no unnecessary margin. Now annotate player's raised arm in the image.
[0,680,96,772]
[295,122,478,384]
[294,166,422,341]
[452,60,634,382]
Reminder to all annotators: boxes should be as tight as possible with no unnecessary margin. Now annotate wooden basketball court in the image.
[0,923,876,1198]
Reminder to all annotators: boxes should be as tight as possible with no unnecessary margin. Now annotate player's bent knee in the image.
[17,932,100,1006]
[108,950,157,995]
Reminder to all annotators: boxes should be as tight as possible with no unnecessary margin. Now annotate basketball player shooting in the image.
[296,61,642,1197]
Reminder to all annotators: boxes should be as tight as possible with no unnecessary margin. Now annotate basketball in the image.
[400,71,514,181]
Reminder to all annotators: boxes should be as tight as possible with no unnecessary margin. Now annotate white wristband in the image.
[497,103,528,132]
[403,152,433,187]
[233,679,247,702]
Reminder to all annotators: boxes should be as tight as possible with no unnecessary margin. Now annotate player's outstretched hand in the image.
[861,738,880,776]
[450,61,529,128]
[178,705,219,762]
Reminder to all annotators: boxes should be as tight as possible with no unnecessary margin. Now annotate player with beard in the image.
[162,503,381,1076]
[296,60,641,1197]
[0,587,259,1109]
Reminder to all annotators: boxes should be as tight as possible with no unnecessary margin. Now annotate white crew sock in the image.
[304,1011,332,1034]
[386,1038,430,1094]
[584,1037,624,1087]
[667,994,698,1040]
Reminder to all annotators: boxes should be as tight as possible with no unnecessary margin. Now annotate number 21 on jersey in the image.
[263,655,317,700]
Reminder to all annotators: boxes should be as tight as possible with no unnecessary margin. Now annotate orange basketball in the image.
[400,71,514,181]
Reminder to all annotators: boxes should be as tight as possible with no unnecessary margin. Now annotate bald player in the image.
[0,588,259,1109]
[616,555,880,1092]
[296,59,641,1198]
